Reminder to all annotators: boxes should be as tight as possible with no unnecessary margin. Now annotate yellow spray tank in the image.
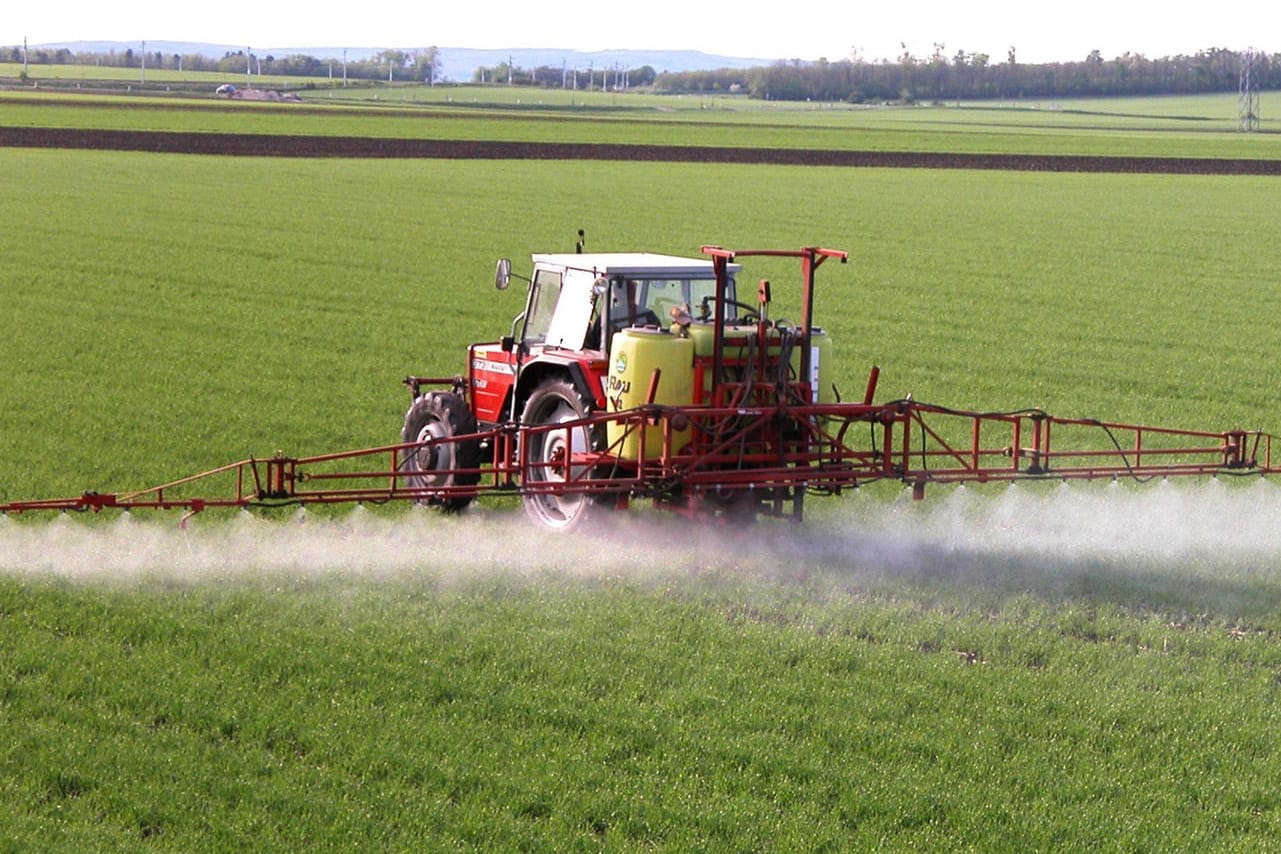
[606,327,694,460]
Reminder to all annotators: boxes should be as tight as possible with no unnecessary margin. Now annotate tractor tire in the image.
[519,377,604,531]
[400,392,482,512]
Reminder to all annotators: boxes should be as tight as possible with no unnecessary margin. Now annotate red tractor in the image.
[402,248,770,528]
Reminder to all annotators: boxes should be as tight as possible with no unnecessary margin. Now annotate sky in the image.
[7,1,1278,65]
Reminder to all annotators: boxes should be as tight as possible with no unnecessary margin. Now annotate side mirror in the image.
[495,258,512,291]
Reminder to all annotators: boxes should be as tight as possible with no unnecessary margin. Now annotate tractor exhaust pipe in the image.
[863,365,881,405]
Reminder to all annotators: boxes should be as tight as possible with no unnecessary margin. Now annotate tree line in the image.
[655,47,1276,102]
[4,46,441,83]
[5,44,1275,101]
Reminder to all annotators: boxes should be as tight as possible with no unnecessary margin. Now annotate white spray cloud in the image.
[849,478,1281,564]
[3,480,1281,604]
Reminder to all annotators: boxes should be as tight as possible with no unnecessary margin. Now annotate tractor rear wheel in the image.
[519,378,603,531]
[400,392,482,512]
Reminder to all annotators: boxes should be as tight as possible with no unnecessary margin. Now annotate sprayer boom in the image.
[3,398,1275,524]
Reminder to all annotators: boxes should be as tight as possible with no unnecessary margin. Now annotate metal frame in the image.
[4,398,1274,521]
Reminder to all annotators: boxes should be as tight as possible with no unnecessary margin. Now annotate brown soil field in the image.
[1,125,1279,175]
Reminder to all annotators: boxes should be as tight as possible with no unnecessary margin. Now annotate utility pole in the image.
[1239,48,1260,132]
[141,40,146,84]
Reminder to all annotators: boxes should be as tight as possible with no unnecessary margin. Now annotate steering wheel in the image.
[699,296,760,324]
[611,309,662,331]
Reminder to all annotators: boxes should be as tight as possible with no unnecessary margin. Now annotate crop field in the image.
[0,61,260,86]
[4,93,1281,849]
[5,85,1281,159]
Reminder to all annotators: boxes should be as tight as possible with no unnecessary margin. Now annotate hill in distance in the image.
[31,41,779,82]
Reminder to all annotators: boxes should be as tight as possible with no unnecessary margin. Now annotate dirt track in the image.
[2,125,1279,175]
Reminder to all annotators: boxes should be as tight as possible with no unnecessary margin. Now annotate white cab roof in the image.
[531,252,740,278]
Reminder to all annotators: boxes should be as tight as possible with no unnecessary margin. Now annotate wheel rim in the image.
[524,396,592,529]
[407,418,451,489]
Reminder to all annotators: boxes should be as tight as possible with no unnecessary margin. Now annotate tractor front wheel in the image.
[400,392,482,512]
[519,378,603,531]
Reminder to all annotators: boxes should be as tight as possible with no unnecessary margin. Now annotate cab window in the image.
[523,268,561,343]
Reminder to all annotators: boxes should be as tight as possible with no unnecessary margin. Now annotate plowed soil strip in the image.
[2,125,1280,174]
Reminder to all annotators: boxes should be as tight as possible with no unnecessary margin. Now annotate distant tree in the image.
[376,50,408,69]
[410,48,440,84]
[631,65,657,87]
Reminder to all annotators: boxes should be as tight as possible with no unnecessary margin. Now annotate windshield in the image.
[689,277,734,320]
[607,276,738,329]
[522,268,562,344]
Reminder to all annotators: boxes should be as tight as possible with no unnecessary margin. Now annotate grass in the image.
[0,61,327,87]
[4,149,1281,498]
[4,96,1281,849]
[6,562,1281,850]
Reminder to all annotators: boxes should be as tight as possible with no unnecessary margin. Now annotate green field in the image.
[4,92,1281,849]
[4,83,1281,157]
[0,62,274,85]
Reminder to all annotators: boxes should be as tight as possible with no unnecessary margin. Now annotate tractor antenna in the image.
[576,229,586,254]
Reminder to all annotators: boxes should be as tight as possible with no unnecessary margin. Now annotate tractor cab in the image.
[473,252,742,430]
[513,252,743,357]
